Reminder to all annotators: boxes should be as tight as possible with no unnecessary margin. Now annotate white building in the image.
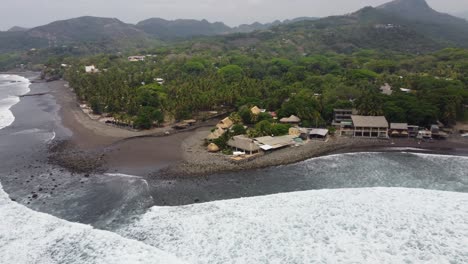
[85,65,99,73]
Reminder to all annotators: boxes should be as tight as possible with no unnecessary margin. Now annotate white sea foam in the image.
[105,173,144,179]
[119,188,468,264]
[0,183,186,264]
[0,96,20,130]
[0,74,31,130]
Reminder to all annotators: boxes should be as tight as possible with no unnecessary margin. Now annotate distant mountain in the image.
[0,16,150,53]
[28,16,146,43]
[7,26,29,32]
[231,17,319,33]
[376,0,468,45]
[136,18,231,39]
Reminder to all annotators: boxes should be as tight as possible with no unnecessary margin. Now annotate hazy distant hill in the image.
[227,6,442,55]
[231,17,318,33]
[0,0,467,54]
[7,26,29,32]
[0,16,151,53]
[376,0,468,45]
[224,0,468,54]
[136,18,231,39]
[28,16,146,43]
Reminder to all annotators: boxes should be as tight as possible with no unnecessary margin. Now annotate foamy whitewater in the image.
[119,188,468,264]
[0,183,185,264]
[0,74,31,130]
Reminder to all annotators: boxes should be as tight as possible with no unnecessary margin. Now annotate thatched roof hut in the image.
[280,115,301,124]
[206,127,226,140]
[216,117,234,129]
[251,106,262,115]
[227,135,261,154]
[207,143,220,152]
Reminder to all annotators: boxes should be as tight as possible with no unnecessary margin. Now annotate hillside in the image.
[136,18,231,39]
[7,26,29,32]
[376,0,468,45]
[0,16,153,53]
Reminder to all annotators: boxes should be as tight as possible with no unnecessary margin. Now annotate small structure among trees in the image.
[280,115,301,124]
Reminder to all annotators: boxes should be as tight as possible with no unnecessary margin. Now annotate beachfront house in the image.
[289,127,309,140]
[280,115,301,125]
[431,125,448,139]
[309,128,329,140]
[216,117,234,130]
[254,135,295,151]
[227,135,261,155]
[128,56,146,62]
[408,125,419,137]
[390,123,409,137]
[351,115,389,138]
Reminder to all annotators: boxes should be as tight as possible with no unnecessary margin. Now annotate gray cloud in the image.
[1,0,467,30]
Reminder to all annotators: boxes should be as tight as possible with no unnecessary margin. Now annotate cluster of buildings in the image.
[333,109,447,139]
[205,103,454,157]
[206,106,330,156]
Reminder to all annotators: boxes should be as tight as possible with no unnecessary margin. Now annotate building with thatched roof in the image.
[251,106,262,115]
[206,127,226,140]
[216,117,234,129]
[254,135,295,151]
[207,143,220,152]
[390,123,409,137]
[227,135,261,155]
[351,115,389,138]
[280,115,301,124]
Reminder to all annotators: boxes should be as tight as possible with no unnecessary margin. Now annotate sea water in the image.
[0,182,185,264]
[0,74,31,130]
[0,74,467,263]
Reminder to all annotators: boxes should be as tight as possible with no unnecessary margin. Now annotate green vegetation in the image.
[54,47,468,130]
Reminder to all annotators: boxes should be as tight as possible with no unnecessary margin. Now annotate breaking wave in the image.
[0,75,30,130]
[118,187,468,264]
[0,183,185,264]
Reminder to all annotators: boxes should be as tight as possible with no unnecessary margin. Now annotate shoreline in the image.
[12,74,468,178]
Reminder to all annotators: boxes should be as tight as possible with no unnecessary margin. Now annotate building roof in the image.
[216,117,233,129]
[380,83,393,95]
[227,135,261,152]
[390,123,408,130]
[280,115,301,123]
[254,135,295,150]
[351,115,389,128]
[206,127,225,140]
[310,128,329,137]
[251,106,262,115]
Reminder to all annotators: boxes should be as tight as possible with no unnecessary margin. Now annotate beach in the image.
[41,77,468,178]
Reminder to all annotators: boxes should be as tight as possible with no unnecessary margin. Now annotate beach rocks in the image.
[47,140,106,174]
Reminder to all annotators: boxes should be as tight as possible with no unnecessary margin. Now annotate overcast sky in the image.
[1,0,467,30]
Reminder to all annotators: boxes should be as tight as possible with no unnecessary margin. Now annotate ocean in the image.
[0,74,30,130]
[0,74,467,263]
